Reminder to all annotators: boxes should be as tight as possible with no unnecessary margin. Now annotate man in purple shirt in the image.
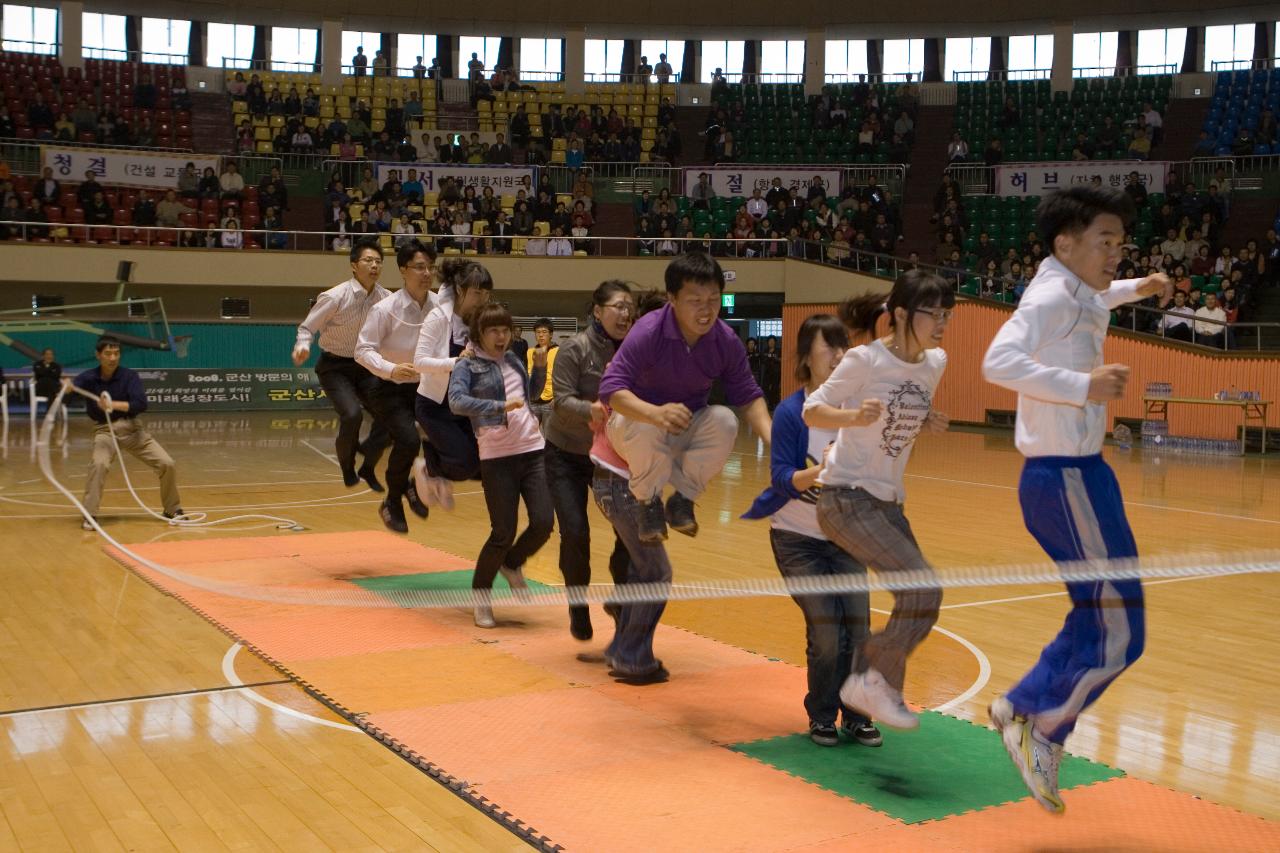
[599,252,772,542]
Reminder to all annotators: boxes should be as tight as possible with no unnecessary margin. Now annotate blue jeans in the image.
[770,528,872,727]
[591,470,670,675]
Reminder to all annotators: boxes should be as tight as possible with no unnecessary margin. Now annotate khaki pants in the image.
[606,404,738,503]
[83,418,182,517]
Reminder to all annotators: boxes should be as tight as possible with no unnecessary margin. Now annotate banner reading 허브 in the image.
[993,161,1168,197]
[40,146,222,191]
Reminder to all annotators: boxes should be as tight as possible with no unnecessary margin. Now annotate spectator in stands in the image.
[157,190,184,228]
[372,49,389,77]
[85,191,112,226]
[1204,183,1226,224]
[337,133,358,159]
[1123,171,1148,208]
[246,75,266,114]
[1160,228,1185,263]
[352,46,368,76]
[1070,132,1093,161]
[29,167,58,206]
[195,166,219,200]
[1232,126,1255,156]
[1194,292,1227,348]
[219,163,245,201]
[20,198,47,239]
[998,97,1020,129]
[984,137,1004,168]
[347,112,371,145]
[947,132,968,163]
[512,200,533,236]
[226,72,247,100]
[75,170,103,209]
[546,226,572,255]
[131,190,157,228]
[689,172,716,210]
[1095,115,1120,151]
[1188,243,1212,277]
[654,53,674,84]
[1127,127,1151,160]
[509,104,531,148]
[1160,290,1194,341]
[1210,168,1232,219]
[26,92,53,133]
[1141,101,1163,146]
[745,188,768,221]
[283,87,302,115]
[292,126,316,154]
[655,228,678,256]
[637,56,653,81]
[266,91,286,116]
[50,110,73,142]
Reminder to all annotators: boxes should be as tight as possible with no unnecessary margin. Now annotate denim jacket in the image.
[447,350,546,429]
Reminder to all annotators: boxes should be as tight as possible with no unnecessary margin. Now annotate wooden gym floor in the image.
[0,411,1276,850]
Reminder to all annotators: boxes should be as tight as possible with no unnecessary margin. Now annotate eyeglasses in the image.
[403,263,432,272]
[923,308,954,322]
[602,301,635,315]
[357,257,382,265]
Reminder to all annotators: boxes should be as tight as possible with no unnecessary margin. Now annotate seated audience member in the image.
[132,191,158,227]
[156,190,186,228]
[1161,291,1195,341]
[1194,292,1227,348]
[220,217,243,249]
[219,163,246,200]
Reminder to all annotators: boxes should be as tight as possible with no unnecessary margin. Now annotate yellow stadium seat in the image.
[232,100,248,114]
[254,126,271,141]
[550,150,566,164]
[380,234,394,251]
[256,141,273,153]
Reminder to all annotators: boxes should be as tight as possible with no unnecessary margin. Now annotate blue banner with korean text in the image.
[994,161,1168,197]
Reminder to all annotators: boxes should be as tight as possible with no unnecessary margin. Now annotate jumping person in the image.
[598,252,771,544]
[802,272,953,731]
[744,315,881,748]
[69,335,184,529]
[983,185,1167,813]
[355,239,438,533]
[412,259,493,508]
[447,302,552,628]
[293,235,390,491]
[543,281,636,640]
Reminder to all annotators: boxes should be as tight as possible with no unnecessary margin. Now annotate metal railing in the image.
[1072,63,1178,79]
[82,48,190,66]
[942,159,1237,196]
[584,72,680,85]
[0,38,58,56]
[953,69,1052,82]
[1210,58,1280,72]
[822,73,919,84]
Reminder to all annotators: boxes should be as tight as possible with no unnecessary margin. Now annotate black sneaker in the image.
[404,481,429,519]
[809,721,840,747]
[842,719,883,747]
[636,496,668,543]
[569,605,593,641]
[609,661,669,685]
[162,508,186,520]
[379,498,408,533]
[358,462,384,493]
[665,491,698,537]
[341,465,360,487]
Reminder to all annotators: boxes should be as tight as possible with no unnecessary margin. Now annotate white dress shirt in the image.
[355,286,439,381]
[1194,305,1227,337]
[983,255,1146,458]
[414,294,467,402]
[295,278,391,359]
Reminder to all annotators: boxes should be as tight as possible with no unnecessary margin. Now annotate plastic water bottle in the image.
[1113,424,1132,450]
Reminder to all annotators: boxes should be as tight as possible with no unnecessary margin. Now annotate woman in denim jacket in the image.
[448,302,552,628]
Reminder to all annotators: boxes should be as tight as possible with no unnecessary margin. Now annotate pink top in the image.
[476,353,544,461]
[589,410,630,478]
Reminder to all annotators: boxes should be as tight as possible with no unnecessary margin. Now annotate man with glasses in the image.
[355,240,439,533]
[293,236,391,491]
[599,252,772,543]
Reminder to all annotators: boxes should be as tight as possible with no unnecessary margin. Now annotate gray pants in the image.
[816,486,942,693]
[606,405,738,502]
[83,418,182,517]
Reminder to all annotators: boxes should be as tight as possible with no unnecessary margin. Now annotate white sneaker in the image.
[989,696,1066,814]
[411,459,432,505]
[839,668,919,730]
[430,476,455,511]
[473,603,496,628]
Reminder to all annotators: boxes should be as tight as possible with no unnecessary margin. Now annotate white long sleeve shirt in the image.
[982,255,1145,458]
[414,297,467,402]
[355,287,438,382]
[294,278,390,359]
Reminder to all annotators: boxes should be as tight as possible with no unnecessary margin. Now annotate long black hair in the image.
[794,314,849,384]
[439,257,493,297]
[838,270,954,347]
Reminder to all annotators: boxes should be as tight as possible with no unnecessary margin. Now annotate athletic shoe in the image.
[378,498,408,534]
[609,661,669,685]
[358,462,384,493]
[842,719,884,747]
[341,465,360,488]
[163,508,187,521]
[665,491,699,537]
[404,482,429,519]
[839,669,919,730]
[499,565,530,602]
[569,605,593,641]
[473,603,496,628]
[81,517,96,531]
[989,696,1066,815]
[429,476,455,511]
[636,496,668,543]
[809,721,840,747]
[411,458,432,505]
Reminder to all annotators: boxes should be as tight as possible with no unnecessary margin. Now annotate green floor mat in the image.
[730,711,1122,823]
[352,569,552,597]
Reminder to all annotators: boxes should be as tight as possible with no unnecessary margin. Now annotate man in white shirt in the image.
[1193,291,1228,349]
[356,240,439,532]
[745,188,768,221]
[1158,228,1185,262]
[1141,101,1163,145]
[654,53,674,84]
[293,236,391,490]
[983,186,1167,815]
[546,227,573,256]
[1160,290,1195,341]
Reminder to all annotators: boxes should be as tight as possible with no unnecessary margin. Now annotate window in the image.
[1072,31,1119,77]
[825,39,869,80]
[945,37,992,81]
[83,12,127,61]
[342,30,380,73]
[519,38,562,80]
[141,18,190,65]
[584,38,624,81]
[639,39,684,79]
[882,39,925,80]
[760,40,804,80]
[2,4,57,54]
[207,23,253,69]
[396,34,438,77]
[701,40,745,83]
[271,27,318,72]
[458,36,501,77]
[1007,34,1053,74]
[1204,24,1255,71]
[1136,28,1186,73]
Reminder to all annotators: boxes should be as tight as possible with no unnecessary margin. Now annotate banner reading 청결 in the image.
[373,163,536,196]
[39,146,221,190]
[993,161,1168,197]
[682,167,843,198]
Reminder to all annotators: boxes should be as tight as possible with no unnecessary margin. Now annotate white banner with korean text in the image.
[994,161,1168,197]
[373,163,535,196]
[682,167,843,198]
[40,146,221,190]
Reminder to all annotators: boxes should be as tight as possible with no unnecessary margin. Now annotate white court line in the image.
[905,472,1280,526]
[939,573,1217,611]
[0,478,350,498]
[221,643,358,732]
[300,439,340,467]
[869,606,992,714]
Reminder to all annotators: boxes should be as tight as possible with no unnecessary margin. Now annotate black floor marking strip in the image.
[0,679,293,716]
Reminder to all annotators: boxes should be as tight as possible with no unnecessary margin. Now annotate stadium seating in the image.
[1202,68,1280,156]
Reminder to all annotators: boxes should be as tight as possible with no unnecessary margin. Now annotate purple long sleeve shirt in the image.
[597,303,763,411]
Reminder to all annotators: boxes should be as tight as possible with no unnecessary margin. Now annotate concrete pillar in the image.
[321,19,343,86]
[1050,22,1074,93]
[59,0,84,70]
[564,26,585,95]
[805,28,824,95]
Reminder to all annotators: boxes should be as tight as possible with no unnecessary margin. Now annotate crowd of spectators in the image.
[506,97,681,166]
[2,69,191,147]
[951,100,1166,167]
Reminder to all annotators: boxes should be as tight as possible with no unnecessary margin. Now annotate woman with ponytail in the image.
[802,270,954,731]
[411,258,494,509]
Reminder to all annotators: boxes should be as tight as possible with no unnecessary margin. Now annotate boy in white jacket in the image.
[983,185,1167,814]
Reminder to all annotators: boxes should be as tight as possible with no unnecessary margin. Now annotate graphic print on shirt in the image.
[879,380,932,458]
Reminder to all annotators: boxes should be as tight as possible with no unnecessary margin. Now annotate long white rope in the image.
[46,384,303,533]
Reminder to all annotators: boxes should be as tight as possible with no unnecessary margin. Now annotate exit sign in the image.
[722,293,735,308]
